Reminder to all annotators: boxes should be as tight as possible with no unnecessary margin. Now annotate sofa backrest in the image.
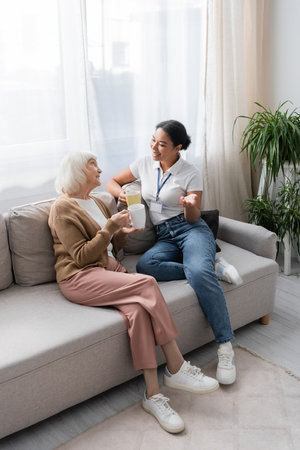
[6,191,118,287]
[0,214,13,290]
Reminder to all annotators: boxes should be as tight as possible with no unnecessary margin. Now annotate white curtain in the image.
[202,0,265,220]
[0,0,90,212]
[84,0,207,188]
[0,0,207,212]
[0,0,264,220]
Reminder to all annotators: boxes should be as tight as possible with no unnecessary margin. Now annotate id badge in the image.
[150,200,163,213]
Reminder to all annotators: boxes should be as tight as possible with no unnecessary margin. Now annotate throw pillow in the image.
[201,209,221,252]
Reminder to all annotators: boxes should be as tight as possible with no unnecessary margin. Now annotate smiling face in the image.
[150,127,182,169]
[85,158,102,189]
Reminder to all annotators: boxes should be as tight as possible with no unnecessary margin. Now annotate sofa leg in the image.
[260,313,270,325]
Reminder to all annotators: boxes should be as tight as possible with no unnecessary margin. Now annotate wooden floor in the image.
[1,265,299,450]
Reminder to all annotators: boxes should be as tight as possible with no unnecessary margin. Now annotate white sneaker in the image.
[142,393,184,434]
[164,360,219,394]
[215,256,243,285]
[217,344,236,385]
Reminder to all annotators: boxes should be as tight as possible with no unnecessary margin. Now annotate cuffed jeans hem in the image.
[215,335,235,344]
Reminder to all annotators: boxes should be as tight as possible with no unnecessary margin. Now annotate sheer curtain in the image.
[0,0,90,212]
[84,0,207,187]
[0,0,263,219]
[0,0,207,212]
[202,0,265,220]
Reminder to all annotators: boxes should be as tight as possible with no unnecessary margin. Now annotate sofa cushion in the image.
[7,191,117,287]
[201,209,221,252]
[8,199,56,286]
[0,283,129,384]
[0,214,13,290]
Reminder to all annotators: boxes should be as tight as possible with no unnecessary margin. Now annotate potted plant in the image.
[275,174,300,253]
[233,101,300,197]
[244,175,300,256]
[244,196,279,235]
[234,101,300,272]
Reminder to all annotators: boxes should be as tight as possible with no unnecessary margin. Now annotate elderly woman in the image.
[48,151,218,434]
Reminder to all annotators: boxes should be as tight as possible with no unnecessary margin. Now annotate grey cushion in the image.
[8,199,56,286]
[0,283,128,384]
[0,214,13,290]
[92,190,118,215]
[7,191,117,287]
[118,181,157,254]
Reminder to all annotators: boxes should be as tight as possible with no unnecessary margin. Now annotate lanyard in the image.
[156,168,172,201]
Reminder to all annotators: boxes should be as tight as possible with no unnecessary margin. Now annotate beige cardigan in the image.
[48,194,127,282]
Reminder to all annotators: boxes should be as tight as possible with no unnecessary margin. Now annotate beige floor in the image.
[57,347,300,450]
[0,267,299,450]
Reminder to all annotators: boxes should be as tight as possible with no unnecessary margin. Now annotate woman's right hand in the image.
[111,210,131,228]
[118,189,127,206]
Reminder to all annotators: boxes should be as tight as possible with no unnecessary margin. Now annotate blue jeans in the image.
[136,213,234,344]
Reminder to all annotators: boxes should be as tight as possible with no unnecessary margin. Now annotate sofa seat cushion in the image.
[122,240,278,290]
[0,283,128,384]
[0,241,278,386]
[215,240,278,289]
[121,244,278,350]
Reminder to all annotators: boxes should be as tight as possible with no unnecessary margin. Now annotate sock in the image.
[219,341,232,350]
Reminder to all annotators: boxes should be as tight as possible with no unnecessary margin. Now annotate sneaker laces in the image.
[182,361,204,379]
[150,394,176,417]
[218,351,233,368]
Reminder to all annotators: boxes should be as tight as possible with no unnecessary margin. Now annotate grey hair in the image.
[55,151,98,194]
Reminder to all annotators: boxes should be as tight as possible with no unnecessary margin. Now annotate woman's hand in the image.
[180,191,202,223]
[111,210,142,234]
[118,189,127,206]
[180,193,198,208]
[111,210,132,228]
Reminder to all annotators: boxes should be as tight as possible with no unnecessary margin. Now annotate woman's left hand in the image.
[180,193,198,208]
[121,226,145,234]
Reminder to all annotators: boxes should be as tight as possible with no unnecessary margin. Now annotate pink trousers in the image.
[59,258,178,370]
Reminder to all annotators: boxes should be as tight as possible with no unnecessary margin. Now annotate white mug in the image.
[128,204,146,229]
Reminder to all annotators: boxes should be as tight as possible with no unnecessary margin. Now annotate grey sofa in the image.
[0,192,278,438]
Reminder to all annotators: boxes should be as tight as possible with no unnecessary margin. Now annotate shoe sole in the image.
[142,403,185,434]
[163,376,219,394]
[216,373,236,385]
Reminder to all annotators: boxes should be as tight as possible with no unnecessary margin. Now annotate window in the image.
[0,0,89,210]
[85,0,206,186]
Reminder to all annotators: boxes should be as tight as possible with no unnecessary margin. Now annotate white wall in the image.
[263,0,300,258]
[263,0,300,110]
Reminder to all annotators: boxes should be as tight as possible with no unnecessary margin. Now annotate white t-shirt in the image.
[130,154,203,225]
[73,198,114,257]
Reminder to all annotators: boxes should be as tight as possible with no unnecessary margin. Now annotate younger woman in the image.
[107,120,238,385]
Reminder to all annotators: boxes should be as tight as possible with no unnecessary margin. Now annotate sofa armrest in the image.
[218,216,278,260]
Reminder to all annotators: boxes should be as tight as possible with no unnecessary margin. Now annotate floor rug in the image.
[57,346,300,450]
